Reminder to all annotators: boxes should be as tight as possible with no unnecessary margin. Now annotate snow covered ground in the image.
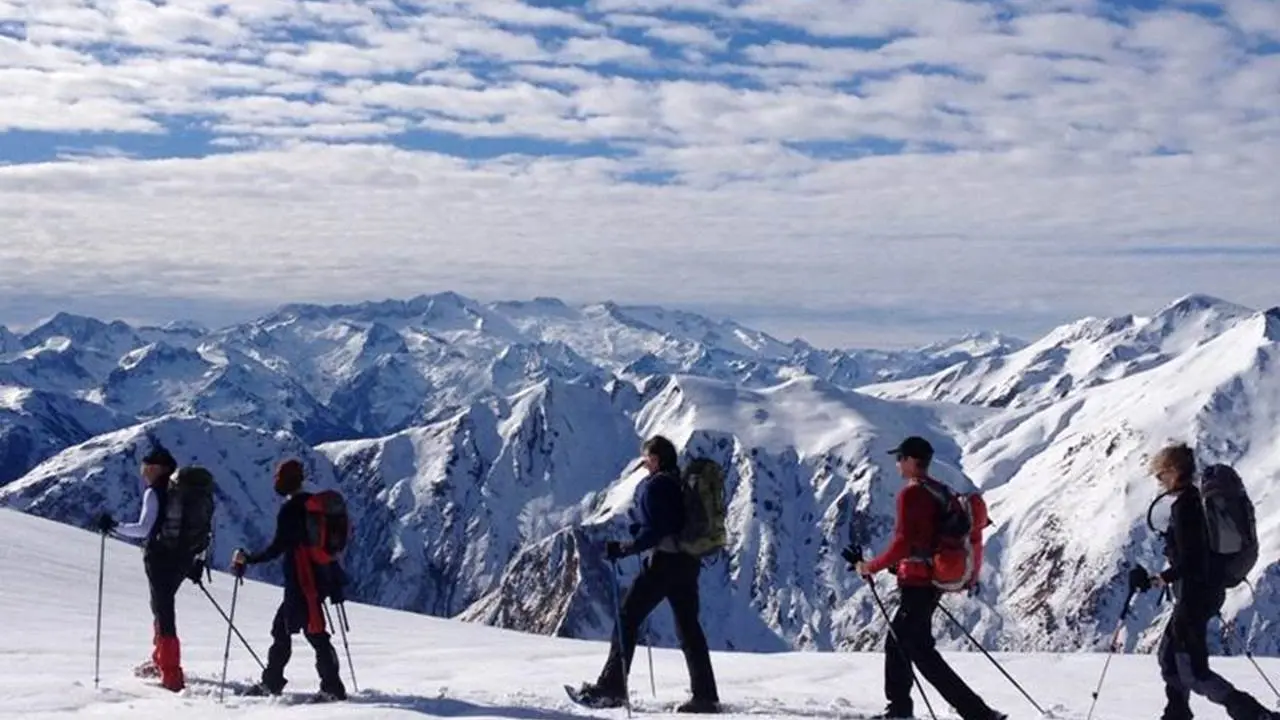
[3,508,1278,720]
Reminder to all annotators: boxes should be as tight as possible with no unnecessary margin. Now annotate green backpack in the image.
[675,458,727,557]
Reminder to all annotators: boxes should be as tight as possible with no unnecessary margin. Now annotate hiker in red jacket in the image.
[854,436,1005,720]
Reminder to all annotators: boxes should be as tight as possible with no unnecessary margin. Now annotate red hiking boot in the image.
[156,636,185,692]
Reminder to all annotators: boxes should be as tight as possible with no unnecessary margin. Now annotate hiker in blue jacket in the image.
[571,435,720,713]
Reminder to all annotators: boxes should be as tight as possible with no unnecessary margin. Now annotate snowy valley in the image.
[0,292,1277,661]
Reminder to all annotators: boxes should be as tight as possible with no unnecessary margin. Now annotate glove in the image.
[1129,566,1151,593]
[186,558,206,584]
[95,513,117,533]
[605,541,630,560]
[839,545,860,570]
[323,562,348,604]
[230,548,248,578]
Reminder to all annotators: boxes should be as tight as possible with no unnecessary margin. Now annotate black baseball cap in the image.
[888,436,933,462]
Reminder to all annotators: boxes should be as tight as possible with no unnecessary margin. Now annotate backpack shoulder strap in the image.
[1146,489,1176,537]
[917,478,952,506]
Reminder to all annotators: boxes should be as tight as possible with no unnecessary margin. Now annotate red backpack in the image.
[902,479,989,592]
[303,489,350,565]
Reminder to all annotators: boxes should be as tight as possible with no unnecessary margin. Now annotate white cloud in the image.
[553,35,653,65]
[643,23,725,51]
[1219,0,1280,41]
[263,38,455,77]
[604,13,727,50]
[0,0,1278,345]
[2,141,1278,347]
[461,0,604,32]
[112,0,246,49]
[731,0,999,39]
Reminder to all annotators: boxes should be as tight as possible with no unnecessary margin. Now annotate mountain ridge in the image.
[0,291,1276,657]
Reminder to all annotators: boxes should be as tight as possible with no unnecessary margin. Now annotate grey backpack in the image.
[1199,464,1258,588]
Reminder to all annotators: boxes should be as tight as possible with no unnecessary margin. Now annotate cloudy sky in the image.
[1,0,1278,348]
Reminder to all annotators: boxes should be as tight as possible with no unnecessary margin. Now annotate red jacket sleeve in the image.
[866,484,935,574]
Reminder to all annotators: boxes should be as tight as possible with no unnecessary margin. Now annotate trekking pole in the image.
[843,542,937,720]
[1087,567,1146,720]
[198,583,266,670]
[338,603,358,693]
[935,601,1046,715]
[323,601,359,693]
[1235,580,1280,703]
[640,557,655,698]
[218,575,242,703]
[94,530,106,689]
[866,578,938,720]
[645,625,655,698]
[610,558,633,718]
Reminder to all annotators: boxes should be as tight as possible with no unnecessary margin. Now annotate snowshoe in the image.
[304,690,346,703]
[133,660,160,679]
[238,682,284,697]
[675,697,721,714]
[564,682,626,709]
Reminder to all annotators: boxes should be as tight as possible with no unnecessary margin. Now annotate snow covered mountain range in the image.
[1,292,1276,659]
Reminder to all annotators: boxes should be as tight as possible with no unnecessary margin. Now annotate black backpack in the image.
[1199,464,1258,588]
[155,466,216,560]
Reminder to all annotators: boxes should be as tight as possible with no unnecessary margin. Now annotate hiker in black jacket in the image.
[95,443,192,692]
[572,435,720,714]
[1146,443,1278,720]
[231,459,347,701]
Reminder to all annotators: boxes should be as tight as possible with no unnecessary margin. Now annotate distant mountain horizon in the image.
[2,289,1276,657]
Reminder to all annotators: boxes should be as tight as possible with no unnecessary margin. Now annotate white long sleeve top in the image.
[112,487,160,540]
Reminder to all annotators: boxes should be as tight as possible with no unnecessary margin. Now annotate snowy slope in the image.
[0,415,341,589]
[4,506,1280,720]
[0,385,129,485]
[0,340,105,395]
[959,307,1280,654]
[3,291,1278,661]
[316,378,641,617]
[864,295,1255,409]
[462,375,991,653]
[0,382,641,625]
[0,376,993,654]
[18,312,152,380]
[2,292,1019,450]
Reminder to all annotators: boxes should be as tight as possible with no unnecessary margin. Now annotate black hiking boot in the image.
[676,697,721,714]
[870,705,913,719]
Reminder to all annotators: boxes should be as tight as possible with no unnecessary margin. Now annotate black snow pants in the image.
[260,564,345,696]
[144,552,185,638]
[596,550,719,702]
[1158,587,1274,720]
[884,585,998,720]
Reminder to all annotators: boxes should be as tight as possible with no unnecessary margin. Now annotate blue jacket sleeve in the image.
[629,472,685,554]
